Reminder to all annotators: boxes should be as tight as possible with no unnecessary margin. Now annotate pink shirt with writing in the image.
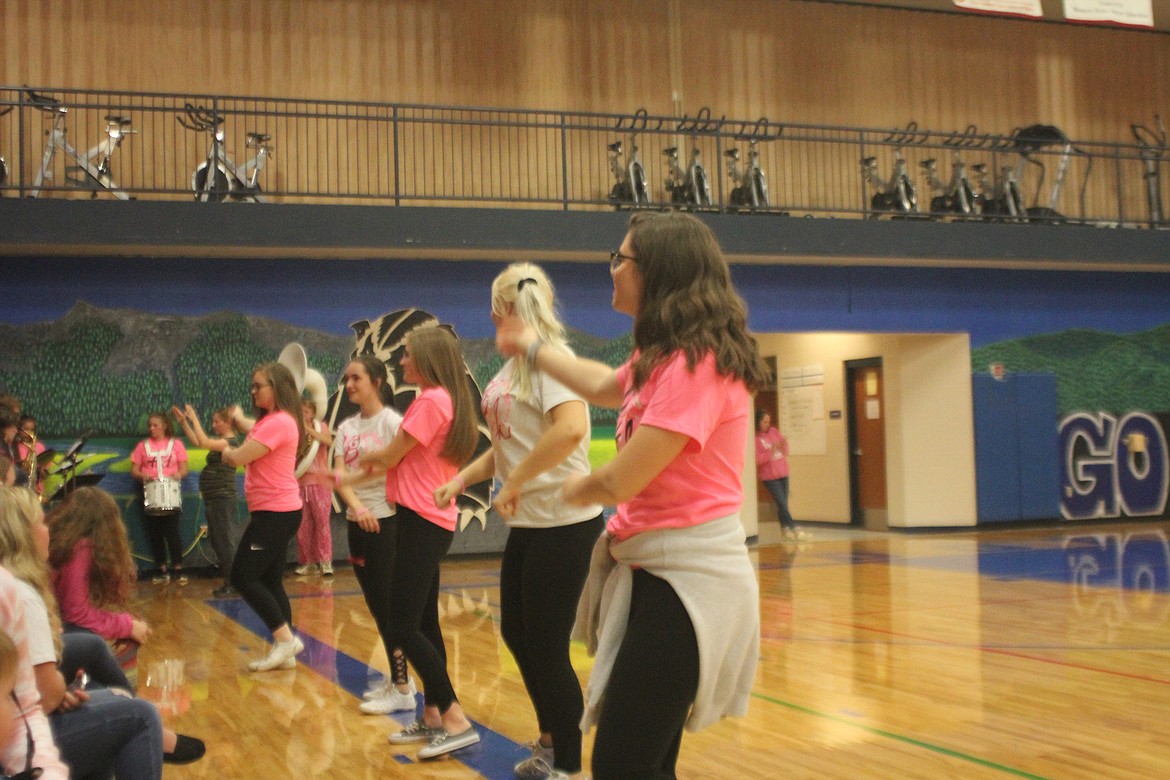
[389,386,459,530]
[607,351,751,541]
[130,437,188,479]
[244,411,303,512]
[755,426,789,481]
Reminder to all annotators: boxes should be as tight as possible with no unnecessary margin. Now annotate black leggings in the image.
[592,569,699,780]
[348,516,416,685]
[500,514,604,774]
[381,507,454,712]
[230,509,301,631]
[144,510,183,571]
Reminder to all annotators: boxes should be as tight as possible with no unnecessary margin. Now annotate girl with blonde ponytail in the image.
[435,262,603,779]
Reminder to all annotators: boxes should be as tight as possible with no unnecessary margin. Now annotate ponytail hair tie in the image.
[517,278,537,291]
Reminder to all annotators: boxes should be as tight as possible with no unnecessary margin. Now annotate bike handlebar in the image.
[1131,115,1167,151]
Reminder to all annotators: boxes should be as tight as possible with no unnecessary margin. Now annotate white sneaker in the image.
[362,679,389,701]
[359,679,417,714]
[320,562,334,577]
[248,636,304,672]
[514,740,555,779]
[294,564,317,576]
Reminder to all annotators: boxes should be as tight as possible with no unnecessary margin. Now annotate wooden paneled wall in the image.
[5,0,1168,140]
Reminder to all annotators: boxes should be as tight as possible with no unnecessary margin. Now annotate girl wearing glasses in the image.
[496,211,766,779]
[183,364,307,672]
[434,263,603,780]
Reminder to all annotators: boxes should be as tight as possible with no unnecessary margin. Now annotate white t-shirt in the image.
[15,579,56,666]
[334,406,403,520]
[481,358,602,529]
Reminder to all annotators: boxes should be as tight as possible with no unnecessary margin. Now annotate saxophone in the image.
[15,427,41,497]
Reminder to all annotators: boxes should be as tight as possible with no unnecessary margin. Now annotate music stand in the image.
[46,472,103,504]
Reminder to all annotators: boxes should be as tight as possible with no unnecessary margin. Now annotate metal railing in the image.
[1,86,1165,228]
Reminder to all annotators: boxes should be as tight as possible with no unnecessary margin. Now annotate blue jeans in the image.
[61,630,133,692]
[49,688,163,780]
[762,477,796,529]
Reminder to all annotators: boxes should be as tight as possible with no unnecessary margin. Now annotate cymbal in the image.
[37,449,56,465]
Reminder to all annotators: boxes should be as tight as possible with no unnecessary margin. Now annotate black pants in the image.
[230,509,301,631]
[144,509,183,571]
[348,515,422,684]
[380,507,455,712]
[592,569,700,780]
[500,514,604,774]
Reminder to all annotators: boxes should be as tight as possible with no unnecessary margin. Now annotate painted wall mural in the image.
[5,255,1170,564]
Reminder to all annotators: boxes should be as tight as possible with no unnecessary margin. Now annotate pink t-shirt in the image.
[244,410,303,512]
[389,386,459,530]
[130,437,188,479]
[50,538,134,640]
[755,426,789,481]
[607,351,751,541]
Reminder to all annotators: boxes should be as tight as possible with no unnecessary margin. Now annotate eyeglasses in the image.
[250,382,271,391]
[609,250,635,271]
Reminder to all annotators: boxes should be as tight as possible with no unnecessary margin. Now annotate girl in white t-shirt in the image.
[331,355,416,715]
[496,212,769,779]
[435,263,603,780]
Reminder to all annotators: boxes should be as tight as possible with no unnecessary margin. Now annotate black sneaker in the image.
[211,584,236,598]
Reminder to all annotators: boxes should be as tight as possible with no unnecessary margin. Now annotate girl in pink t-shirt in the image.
[496,211,769,778]
[129,412,189,585]
[185,363,306,673]
[348,325,480,759]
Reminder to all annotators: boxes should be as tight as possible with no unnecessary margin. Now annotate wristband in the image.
[455,475,466,492]
[526,338,544,365]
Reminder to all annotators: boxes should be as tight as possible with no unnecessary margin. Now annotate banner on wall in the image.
[1062,0,1154,27]
[953,0,1043,17]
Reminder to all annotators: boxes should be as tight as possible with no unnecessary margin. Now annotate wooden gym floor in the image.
[137,519,1170,779]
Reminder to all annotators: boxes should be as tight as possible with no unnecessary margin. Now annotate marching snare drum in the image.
[143,478,182,515]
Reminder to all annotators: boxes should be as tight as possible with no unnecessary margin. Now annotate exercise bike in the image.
[27,89,136,199]
[662,107,720,209]
[920,126,982,218]
[862,148,917,217]
[663,145,712,208]
[979,162,1026,223]
[0,105,10,195]
[861,122,925,218]
[1131,114,1166,228]
[177,103,272,203]
[607,108,651,207]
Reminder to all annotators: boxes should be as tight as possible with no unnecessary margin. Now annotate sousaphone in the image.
[277,343,330,478]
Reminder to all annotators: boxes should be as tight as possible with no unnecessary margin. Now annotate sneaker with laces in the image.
[320,562,334,576]
[514,741,555,780]
[418,727,480,759]
[248,636,304,672]
[387,719,446,745]
[359,679,417,714]
[294,563,317,576]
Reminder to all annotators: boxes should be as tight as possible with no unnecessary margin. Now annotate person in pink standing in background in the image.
[295,399,335,577]
[130,412,189,584]
[755,409,808,542]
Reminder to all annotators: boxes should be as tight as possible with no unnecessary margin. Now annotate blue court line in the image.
[208,596,526,779]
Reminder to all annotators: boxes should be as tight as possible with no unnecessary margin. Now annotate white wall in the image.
[754,331,977,528]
